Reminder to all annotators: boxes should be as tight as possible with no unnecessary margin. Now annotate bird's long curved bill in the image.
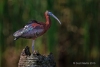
[49,13,61,24]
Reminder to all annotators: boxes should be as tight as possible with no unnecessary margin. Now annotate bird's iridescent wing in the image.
[13,23,44,40]
[21,23,44,38]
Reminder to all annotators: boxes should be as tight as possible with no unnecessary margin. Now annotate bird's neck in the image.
[45,15,51,29]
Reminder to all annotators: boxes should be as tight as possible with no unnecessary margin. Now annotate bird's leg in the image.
[32,40,35,53]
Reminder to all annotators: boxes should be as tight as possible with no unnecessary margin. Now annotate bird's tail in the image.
[13,28,23,40]
[14,37,19,40]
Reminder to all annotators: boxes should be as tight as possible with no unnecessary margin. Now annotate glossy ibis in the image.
[13,10,61,52]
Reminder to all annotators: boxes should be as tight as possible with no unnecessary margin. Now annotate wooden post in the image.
[18,46,56,67]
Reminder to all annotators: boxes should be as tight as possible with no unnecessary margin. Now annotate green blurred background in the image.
[0,0,100,67]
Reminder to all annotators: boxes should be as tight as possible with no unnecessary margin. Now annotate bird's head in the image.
[45,10,61,24]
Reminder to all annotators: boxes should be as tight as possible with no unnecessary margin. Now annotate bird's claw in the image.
[32,50,39,55]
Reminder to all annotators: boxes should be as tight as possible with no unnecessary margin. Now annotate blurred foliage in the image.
[0,0,100,67]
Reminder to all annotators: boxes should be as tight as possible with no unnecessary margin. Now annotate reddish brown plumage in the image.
[13,11,51,40]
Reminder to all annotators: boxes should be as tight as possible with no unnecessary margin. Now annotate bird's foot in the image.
[32,50,36,54]
[32,50,40,55]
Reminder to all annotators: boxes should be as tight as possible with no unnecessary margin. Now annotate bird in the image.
[13,10,61,52]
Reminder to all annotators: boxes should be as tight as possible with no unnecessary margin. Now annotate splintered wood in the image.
[18,46,56,67]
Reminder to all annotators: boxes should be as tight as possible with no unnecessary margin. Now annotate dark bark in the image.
[18,46,56,67]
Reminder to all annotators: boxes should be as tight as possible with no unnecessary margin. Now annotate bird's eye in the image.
[48,12,52,15]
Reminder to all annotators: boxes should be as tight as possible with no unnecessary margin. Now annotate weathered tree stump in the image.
[18,46,56,67]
